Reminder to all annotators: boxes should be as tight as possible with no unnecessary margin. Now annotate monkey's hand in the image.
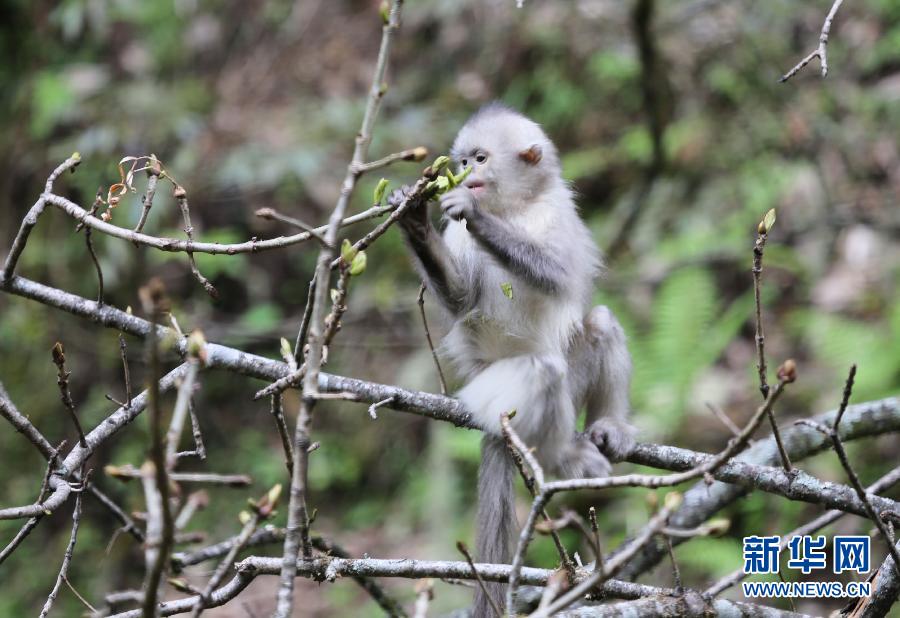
[587,418,636,463]
[392,185,430,240]
[439,187,478,222]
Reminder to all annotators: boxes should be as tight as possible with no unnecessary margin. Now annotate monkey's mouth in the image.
[464,180,486,195]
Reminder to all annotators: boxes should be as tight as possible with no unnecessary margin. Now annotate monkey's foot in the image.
[587,418,636,463]
[557,434,612,479]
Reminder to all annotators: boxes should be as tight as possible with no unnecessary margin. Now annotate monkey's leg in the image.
[569,305,636,464]
[456,354,575,462]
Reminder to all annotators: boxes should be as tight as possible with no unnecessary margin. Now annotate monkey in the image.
[390,103,634,616]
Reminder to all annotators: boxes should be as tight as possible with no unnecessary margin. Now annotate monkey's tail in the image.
[474,434,517,618]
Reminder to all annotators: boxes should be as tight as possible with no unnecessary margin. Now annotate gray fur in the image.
[394,105,634,617]
[475,435,517,616]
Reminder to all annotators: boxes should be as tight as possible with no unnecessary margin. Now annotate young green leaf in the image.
[340,238,358,264]
[279,337,292,361]
[373,178,389,204]
[349,250,368,276]
[760,208,776,234]
[447,165,473,189]
[500,282,514,299]
[430,155,450,173]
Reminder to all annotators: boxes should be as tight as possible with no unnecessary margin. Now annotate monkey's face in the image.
[452,107,561,212]
[457,149,492,200]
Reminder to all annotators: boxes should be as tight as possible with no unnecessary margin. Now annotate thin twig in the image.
[588,507,605,575]
[457,541,502,618]
[663,534,683,591]
[367,396,394,420]
[39,467,86,618]
[174,188,218,298]
[165,361,200,470]
[118,332,133,408]
[186,400,206,460]
[89,484,146,544]
[352,146,428,174]
[705,402,742,438]
[64,576,97,613]
[417,283,447,395]
[780,0,845,82]
[255,208,329,247]
[51,342,87,448]
[322,265,352,353]
[133,155,161,235]
[81,191,105,304]
[270,393,294,474]
[833,363,857,430]
[752,229,770,399]
[752,226,792,472]
[174,491,210,531]
[829,366,900,574]
[292,278,317,363]
[106,465,252,486]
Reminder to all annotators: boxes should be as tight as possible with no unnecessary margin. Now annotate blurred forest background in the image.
[1,0,899,615]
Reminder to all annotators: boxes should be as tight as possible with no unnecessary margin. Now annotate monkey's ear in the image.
[518,144,542,165]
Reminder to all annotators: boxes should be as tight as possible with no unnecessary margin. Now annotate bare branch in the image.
[109,555,679,618]
[752,221,793,472]
[780,0,846,82]
[38,469,86,618]
[1,154,81,280]
[352,146,428,174]
[142,283,175,617]
[527,498,679,617]
[270,393,294,473]
[106,465,252,487]
[174,187,218,297]
[133,155,161,235]
[275,3,405,614]
[51,342,87,448]
[458,541,502,618]
[255,207,329,247]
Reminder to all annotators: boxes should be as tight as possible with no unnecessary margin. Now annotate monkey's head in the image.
[450,103,562,212]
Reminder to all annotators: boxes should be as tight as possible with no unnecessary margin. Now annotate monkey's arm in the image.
[440,189,565,294]
[391,187,468,315]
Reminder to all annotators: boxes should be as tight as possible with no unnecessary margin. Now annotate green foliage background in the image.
[1,1,899,615]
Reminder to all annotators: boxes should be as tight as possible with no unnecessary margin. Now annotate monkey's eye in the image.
[460,158,468,167]
[475,154,487,164]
